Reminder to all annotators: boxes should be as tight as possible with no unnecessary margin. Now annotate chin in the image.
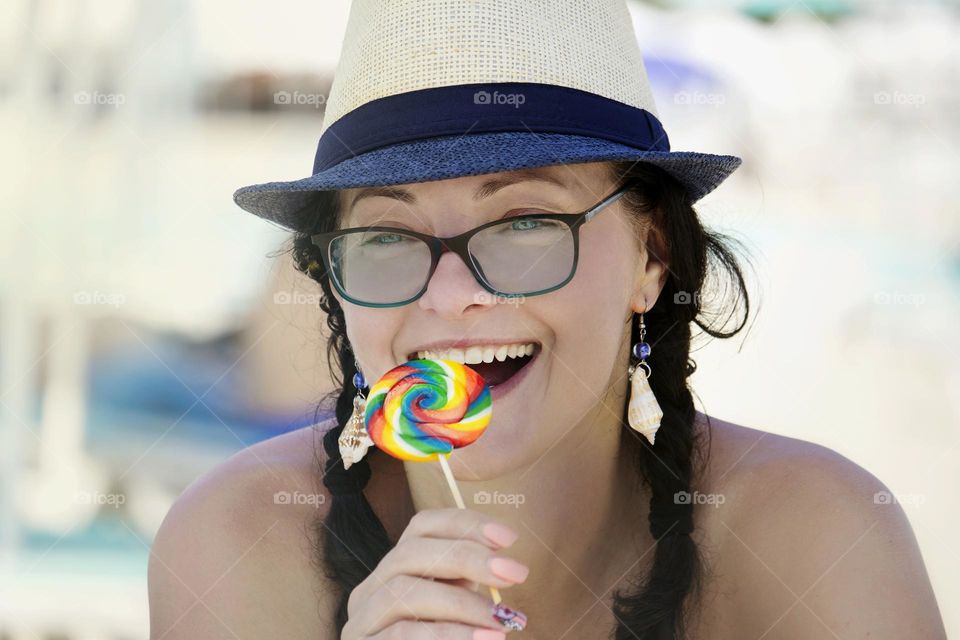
[445,423,529,481]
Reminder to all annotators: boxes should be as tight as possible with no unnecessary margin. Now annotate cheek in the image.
[341,307,405,381]
[540,223,634,394]
[565,222,634,319]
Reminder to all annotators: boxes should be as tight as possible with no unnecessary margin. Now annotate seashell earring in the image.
[338,358,374,470]
[627,311,663,445]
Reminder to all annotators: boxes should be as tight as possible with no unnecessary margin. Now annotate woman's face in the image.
[333,161,666,478]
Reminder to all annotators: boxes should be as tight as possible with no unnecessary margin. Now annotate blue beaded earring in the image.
[338,357,374,469]
[627,311,663,445]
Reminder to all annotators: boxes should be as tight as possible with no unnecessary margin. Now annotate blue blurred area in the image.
[24,517,144,573]
[741,0,855,21]
[645,56,718,94]
[10,330,334,635]
[19,328,331,574]
[87,330,320,447]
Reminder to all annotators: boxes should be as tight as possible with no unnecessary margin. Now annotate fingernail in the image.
[491,602,527,631]
[482,523,519,547]
[473,629,506,640]
[489,557,529,583]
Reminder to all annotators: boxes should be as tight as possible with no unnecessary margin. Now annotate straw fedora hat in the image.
[233,0,742,232]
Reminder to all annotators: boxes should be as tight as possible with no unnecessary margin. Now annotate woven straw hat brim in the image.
[233,132,741,232]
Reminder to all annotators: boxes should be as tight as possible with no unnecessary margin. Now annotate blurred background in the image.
[0,0,957,637]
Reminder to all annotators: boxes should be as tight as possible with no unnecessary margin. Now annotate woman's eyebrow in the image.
[472,169,569,200]
[347,186,416,210]
[347,168,569,210]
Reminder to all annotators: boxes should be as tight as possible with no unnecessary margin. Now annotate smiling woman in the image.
[148,0,946,638]
[286,158,743,638]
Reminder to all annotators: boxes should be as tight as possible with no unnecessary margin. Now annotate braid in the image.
[315,415,391,630]
[612,306,702,638]
[608,161,750,639]
[285,163,752,638]
[290,209,394,632]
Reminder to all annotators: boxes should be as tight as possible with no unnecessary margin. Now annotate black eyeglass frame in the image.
[310,180,636,308]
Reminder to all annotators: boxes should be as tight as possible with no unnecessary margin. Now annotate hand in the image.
[342,508,529,639]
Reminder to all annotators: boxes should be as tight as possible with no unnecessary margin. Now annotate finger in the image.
[399,508,519,549]
[419,576,478,590]
[376,537,528,590]
[351,516,518,613]
[359,574,510,636]
[436,577,480,591]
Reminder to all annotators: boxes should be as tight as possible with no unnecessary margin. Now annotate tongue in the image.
[468,356,528,387]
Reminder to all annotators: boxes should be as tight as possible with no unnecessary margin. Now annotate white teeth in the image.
[415,342,537,363]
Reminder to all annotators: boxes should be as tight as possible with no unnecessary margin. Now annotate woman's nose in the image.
[416,250,497,318]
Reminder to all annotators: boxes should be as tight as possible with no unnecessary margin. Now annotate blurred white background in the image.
[1,0,957,637]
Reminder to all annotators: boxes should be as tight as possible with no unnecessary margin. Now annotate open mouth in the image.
[468,348,538,388]
[405,344,541,388]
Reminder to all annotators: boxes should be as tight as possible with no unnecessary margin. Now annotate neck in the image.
[402,378,647,630]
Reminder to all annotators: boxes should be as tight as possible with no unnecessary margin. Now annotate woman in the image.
[148,1,945,638]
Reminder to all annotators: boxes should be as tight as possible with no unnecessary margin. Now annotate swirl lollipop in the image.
[364,358,503,602]
[364,358,491,461]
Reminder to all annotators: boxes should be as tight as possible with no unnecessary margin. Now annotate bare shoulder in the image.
[148,417,338,639]
[698,413,907,522]
[693,414,946,639]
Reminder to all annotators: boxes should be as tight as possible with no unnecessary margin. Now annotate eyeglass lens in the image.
[329,217,574,304]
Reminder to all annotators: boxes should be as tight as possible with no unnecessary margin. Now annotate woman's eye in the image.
[510,218,542,231]
[362,232,408,245]
[501,208,549,222]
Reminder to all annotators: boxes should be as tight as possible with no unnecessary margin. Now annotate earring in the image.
[627,312,663,446]
[338,358,374,469]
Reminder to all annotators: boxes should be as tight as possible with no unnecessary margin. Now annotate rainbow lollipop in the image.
[364,359,492,462]
[364,358,503,603]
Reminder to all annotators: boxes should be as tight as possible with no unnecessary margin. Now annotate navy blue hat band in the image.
[313,82,671,174]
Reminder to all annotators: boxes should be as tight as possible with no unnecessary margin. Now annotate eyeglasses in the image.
[310,180,635,308]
